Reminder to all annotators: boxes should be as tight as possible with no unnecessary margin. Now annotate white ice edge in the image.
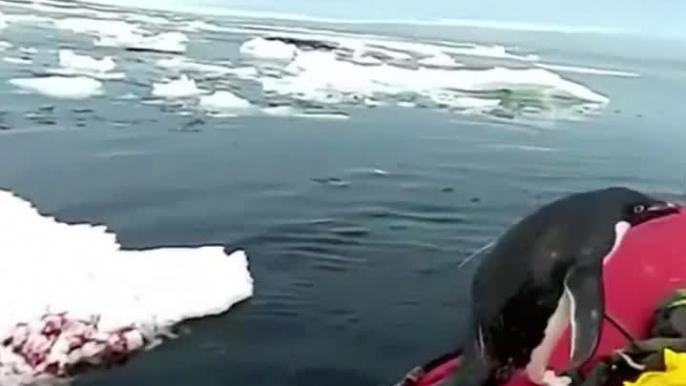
[0,188,254,384]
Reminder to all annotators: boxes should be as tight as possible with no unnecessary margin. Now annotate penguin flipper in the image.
[564,262,604,367]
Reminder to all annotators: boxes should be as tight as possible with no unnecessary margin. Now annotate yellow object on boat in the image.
[624,349,686,386]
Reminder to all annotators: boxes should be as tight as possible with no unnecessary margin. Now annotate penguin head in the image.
[602,187,680,227]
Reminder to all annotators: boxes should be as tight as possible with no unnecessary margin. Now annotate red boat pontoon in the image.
[414,210,686,386]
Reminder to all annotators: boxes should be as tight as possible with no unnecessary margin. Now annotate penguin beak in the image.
[647,201,681,215]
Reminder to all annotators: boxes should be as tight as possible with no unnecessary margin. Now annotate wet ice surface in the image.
[0,0,642,126]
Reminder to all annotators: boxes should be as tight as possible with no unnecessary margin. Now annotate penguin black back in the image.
[451,187,680,386]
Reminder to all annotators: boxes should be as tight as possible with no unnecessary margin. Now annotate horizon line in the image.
[77,0,643,35]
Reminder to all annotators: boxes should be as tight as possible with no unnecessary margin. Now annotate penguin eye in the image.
[633,204,646,214]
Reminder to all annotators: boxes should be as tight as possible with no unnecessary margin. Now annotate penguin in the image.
[442,187,680,386]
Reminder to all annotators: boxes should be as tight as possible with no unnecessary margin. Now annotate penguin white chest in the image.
[603,221,631,265]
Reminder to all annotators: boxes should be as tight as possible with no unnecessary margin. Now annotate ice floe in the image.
[152,75,203,98]
[59,49,116,73]
[0,189,253,385]
[239,37,297,62]
[261,105,349,120]
[2,57,31,65]
[255,48,609,112]
[199,90,253,114]
[417,53,462,68]
[9,76,104,99]
[43,50,124,80]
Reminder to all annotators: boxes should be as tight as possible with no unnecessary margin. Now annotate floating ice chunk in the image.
[257,49,610,107]
[452,96,501,109]
[9,76,104,99]
[262,106,349,120]
[199,91,252,114]
[152,75,202,98]
[0,188,254,385]
[96,31,188,54]
[240,37,297,61]
[261,106,302,116]
[364,98,384,107]
[181,20,226,32]
[482,143,556,152]
[48,50,123,79]
[418,53,461,68]
[3,57,31,65]
[0,41,11,50]
[59,49,116,73]
[157,57,221,73]
[118,92,138,100]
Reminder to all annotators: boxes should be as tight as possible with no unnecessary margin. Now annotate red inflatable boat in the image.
[413,210,686,386]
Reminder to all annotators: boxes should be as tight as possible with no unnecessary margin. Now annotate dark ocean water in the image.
[1,1,686,385]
